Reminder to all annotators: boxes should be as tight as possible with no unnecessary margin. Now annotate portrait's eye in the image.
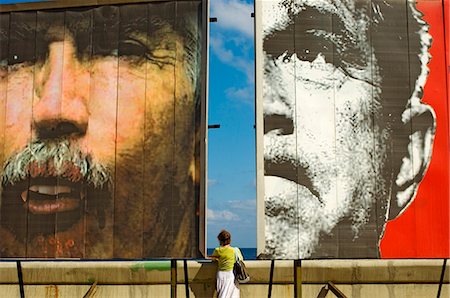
[118,38,149,58]
[117,36,175,68]
[8,50,37,65]
[295,31,334,64]
[9,54,25,64]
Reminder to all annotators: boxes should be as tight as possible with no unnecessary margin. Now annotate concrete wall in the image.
[0,259,448,297]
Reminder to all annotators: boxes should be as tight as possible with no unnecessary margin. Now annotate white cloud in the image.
[210,0,254,37]
[208,208,240,221]
[228,199,256,210]
[225,86,253,104]
[210,36,234,63]
[209,1,255,104]
[210,35,254,85]
[208,179,218,187]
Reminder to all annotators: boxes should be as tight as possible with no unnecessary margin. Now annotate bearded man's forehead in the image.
[0,6,186,64]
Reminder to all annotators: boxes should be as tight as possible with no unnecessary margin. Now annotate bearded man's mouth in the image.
[0,142,113,243]
[1,176,110,239]
[19,178,86,214]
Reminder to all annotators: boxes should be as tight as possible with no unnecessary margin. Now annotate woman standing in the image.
[210,230,244,298]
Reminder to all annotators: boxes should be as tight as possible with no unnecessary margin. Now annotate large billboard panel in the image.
[0,0,207,259]
[256,0,450,259]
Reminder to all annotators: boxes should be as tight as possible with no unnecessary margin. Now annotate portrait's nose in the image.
[33,39,89,140]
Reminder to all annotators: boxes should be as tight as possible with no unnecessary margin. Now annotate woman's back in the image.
[213,246,235,271]
[210,230,241,298]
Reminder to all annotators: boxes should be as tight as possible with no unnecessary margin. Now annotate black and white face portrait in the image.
[259,0,436,259]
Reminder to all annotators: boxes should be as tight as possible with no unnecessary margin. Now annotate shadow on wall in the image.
[190,261,217,297]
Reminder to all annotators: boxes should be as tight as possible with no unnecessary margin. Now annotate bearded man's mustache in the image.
[1,140,112,190]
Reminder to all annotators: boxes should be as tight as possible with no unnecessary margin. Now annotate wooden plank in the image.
[172,0,202,258]
[20,261,172,284]
[0,285,20,297]
[261,0,298,260]
[0,259,446,284]
[112,2,148,258]
[141,1,177,257]
[83,4,119,259]
[0,262,19,283]
[1,11,36,258]
[0,12,9,258]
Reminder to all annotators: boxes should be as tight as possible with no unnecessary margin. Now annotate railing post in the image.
[294,259,302,298]
[184,260,190,298]
[171,259,177,298]
[437,258,447,298]
[268,260,274,298]
[16,261,25,298]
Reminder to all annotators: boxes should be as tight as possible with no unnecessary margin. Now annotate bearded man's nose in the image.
[32,41,89,140]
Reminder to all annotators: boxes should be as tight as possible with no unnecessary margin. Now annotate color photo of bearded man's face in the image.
[0,2,203,259]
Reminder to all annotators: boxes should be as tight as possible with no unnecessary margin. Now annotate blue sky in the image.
[0,0,257,249]
[207,0,256,248]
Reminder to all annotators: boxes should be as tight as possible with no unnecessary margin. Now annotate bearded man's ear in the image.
[388,103,436,220]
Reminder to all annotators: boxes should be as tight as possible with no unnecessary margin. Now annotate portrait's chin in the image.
[264,175,342,258]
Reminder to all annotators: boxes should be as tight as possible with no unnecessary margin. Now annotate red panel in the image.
[381,0,450,258]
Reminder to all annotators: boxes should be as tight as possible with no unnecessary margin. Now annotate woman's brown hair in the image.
[217,230,231,246]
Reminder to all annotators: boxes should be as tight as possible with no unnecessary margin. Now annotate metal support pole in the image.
[327,282,347,298]
[316,282,347,298]
[294,259,301,298]
[171,259,177,298]
[16,261,25,298]
[268,260,274,298]
[184,259,190,298]
[437,258,447,298]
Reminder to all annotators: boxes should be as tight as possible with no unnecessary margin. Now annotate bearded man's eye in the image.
[119,38,149,58]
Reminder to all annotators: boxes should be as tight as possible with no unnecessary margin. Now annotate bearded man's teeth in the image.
[20,185,73,202]
[29,185,72,195]
[21,190,27,202]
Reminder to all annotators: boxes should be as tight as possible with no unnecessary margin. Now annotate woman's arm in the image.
[207,248,219,260]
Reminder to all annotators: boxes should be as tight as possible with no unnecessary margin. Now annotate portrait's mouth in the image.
[19,178,85,214]
[0,143,113,242]
[264,159,322,202]
[1,175,110,239]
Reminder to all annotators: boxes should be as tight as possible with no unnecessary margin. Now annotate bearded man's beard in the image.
[0,138,196,258]
[0,102,198,258]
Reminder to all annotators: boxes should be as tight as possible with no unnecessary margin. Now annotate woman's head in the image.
[217,230,231,246]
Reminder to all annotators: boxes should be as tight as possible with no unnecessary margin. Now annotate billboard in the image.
[0,0,207,259]
[256,0,449,259]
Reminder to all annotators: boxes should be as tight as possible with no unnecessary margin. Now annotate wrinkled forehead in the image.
[40,9,175,42]
[0,7,179,50]
[262,0,370,39]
